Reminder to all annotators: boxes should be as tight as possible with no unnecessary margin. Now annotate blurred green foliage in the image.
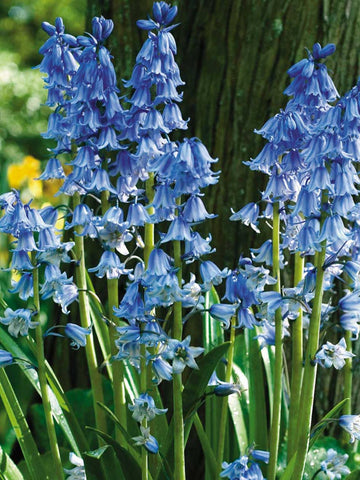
[0,0,86,68]
[0,0,86,179]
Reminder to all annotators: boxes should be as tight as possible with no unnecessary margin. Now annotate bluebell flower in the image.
[151,355,173,383]
[182,195,216,223]
[208,372,243,397]
[250,240,273,266]
[65,323,91,349]
[132,426,159,454]
[237,307,261,329]
[146,248,173,276]
[10,250,35,272]
[315,338,355,369]
[259,291,283,313]
[318,214,351,245]
[127,203,152,227]
[144,270,183,308]
[230,202,260,232]
[65,203,93,229]
[209,303,238,329]
[0,308,38,338]
[41,265,78,314]
[220,449,268,479]
[113,281,145,320]
[183,232,215,263]
[166,335,204,374]
[88,251,131,279]
[200,260,229,290]
[320,448,350,480]
[128,393,167,422]
[63,452,86,480]
[161,215,193,243]
[339,290,360,314]
[0,350,14,368]
[14,230,38,252]
[37,157,65,180]
[9,273,33,300]
[339,414,360,443]
[340,312,360,340]
[181,273,204,309]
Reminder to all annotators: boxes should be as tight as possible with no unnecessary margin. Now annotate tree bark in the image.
[88,0,360,267]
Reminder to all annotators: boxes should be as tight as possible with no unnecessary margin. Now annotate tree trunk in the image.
[88,0,360,268]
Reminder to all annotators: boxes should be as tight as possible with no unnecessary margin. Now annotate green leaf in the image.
[0,445,24,480]
[278,452,296,480]
[247,328,268,450]
[202,286,224,480]
[84,445,122,480]
[202,287,224,353]
[183,342,230,418]
[228,364,248,454]
[0,329,88,453]
[85,428,143,480]
[96,402,141,462]
[309,398,349,449]
[17,448,70,480]
[345,471,360,480]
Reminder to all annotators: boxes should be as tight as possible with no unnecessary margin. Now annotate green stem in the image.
[0,369,45,480]
[268,202,283,480]
[287,252,304,461]
[173,237,186,480]
[32,256,64,480]
[194,412,218,479]
[141,173,155,480]
[291,246,327,480]
[101,191,127,446]
[73,192,107,437]
[217,316,236,471]
[341,329,352,447]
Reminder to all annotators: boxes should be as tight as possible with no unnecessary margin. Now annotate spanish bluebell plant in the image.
[1,3,360,480]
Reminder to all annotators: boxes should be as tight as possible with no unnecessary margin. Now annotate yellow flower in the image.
[7,155,41,190]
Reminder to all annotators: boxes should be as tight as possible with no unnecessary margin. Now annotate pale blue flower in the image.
[320,448,350,479]
[128,393,167,422]
[339,414,360,443]
[315,338,355,370]
[0,308,38,337]
[132,426,159,454]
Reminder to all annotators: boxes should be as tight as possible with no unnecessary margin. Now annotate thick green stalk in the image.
[32,258,64,480]
[73,192,107,436]
[216,316,236,472]
[287,252,304,461]
[101,191,127,446]
[341,329,352,446]
[141,173,155,480]
[291,246,327,480]
[173,237,186,480]
[268,202,283,480]
[0,369,45,480]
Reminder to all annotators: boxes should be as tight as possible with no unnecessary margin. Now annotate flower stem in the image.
[287,252,304,461]
[341,329,353,447]
[140,173,155,480]
[217,315,236,472]
[291,245,327,480]
[101,191,127,446]
[268,201,283,480]
[173,236,186,480]
[73,192,107,437]
[32,255,64,480]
